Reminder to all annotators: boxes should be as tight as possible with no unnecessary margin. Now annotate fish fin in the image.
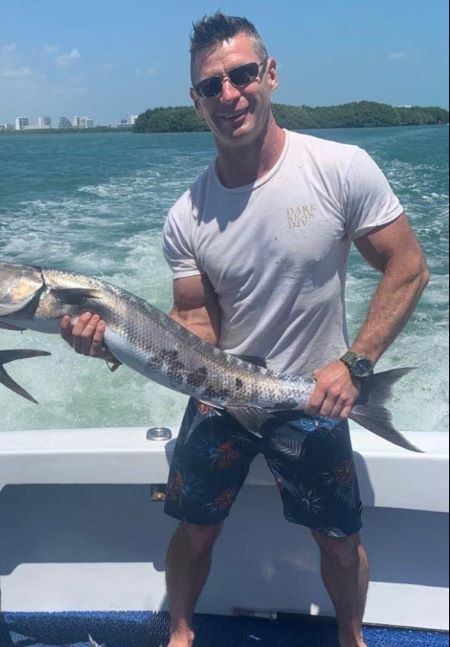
[349,368,423,453]
[0,304,25,316]
[0,296,37,317]
[225,405,274,437]
[51,288,100,305]
[0,321,26,331]
[233,354,267,369]
[0,349,51,364]
[0,349,51,404]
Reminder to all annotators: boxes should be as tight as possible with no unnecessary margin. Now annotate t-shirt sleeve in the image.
[162,195,202,279]
[343,147,404,240]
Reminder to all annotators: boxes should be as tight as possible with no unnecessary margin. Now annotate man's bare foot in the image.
[167,629,195,647]
[338,633,367,647]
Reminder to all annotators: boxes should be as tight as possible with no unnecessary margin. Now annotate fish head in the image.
[0,262,105,333]
[0,261,82,332]
[0,261,44,317]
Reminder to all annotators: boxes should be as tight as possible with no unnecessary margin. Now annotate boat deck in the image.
[1,612,448,647]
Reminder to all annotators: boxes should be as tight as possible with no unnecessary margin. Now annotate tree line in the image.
[134,101,449,133]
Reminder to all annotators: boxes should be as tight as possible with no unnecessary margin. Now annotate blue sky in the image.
[1,0,448,125]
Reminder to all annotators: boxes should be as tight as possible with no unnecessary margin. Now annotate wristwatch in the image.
[340,351,374,378]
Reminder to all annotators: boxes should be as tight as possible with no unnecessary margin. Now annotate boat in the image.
[0,421,448,646]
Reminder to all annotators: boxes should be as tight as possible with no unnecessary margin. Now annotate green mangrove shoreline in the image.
[134,101,449,133]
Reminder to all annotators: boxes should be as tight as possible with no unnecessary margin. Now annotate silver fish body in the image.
[0,261,421,452]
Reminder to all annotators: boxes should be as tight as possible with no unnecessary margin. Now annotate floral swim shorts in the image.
[164,399,363,537]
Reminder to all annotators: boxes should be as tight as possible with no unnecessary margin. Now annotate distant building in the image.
[73,116,94,128]
[117,114,138,128]
[38,116,52,128]
[15,117,29,130]
[59,117,72,129]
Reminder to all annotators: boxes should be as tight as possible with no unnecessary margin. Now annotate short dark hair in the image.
[190,12,268,81]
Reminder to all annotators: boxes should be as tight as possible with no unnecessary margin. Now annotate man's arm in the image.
[170,274,221,344]
[60,274,220,356]
[304,212,430,419]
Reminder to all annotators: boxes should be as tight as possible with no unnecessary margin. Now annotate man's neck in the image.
[215,119,286,189]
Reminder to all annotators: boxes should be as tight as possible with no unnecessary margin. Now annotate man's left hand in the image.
[304,360,361,419]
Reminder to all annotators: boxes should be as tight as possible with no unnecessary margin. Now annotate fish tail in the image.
[349,367,423,452]
[0,349,51,404]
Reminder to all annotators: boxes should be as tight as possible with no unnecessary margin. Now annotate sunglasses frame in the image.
[194,58,268,99]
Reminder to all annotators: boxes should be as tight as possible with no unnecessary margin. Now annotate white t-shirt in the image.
[162,130,403,376]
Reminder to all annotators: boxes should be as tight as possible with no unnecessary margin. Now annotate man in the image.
[61,13,429,647]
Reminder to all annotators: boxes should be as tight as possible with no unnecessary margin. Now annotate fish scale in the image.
[0,260,421,451]
[102,291,313,410]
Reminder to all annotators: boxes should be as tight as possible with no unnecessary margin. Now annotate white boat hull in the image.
[0,427,448,630]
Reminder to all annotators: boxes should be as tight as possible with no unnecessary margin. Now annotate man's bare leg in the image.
[166,521,223,647]
[312,531,369,647]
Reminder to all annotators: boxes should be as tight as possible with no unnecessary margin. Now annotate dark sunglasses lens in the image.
[229,62,259,86]
[196,77,222,98]
[195,62,262,98]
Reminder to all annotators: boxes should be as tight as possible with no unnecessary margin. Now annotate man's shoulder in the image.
[287,129,360,162]
[170,164,213,214]
[167,166,209,219]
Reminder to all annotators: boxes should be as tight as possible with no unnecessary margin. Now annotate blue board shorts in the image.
[164,399,363,537]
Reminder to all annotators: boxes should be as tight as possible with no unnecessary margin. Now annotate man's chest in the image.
[193,186,346,291]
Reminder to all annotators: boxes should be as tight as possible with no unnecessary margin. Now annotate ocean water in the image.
[0,126,448,433]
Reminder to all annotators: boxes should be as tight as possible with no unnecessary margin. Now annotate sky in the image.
[0,0,448,126]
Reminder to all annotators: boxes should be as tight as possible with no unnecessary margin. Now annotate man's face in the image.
[190,33,277,147]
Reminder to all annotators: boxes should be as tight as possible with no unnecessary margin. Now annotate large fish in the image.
[0,260,420,452]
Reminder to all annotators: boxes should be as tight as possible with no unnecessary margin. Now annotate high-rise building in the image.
[118,115,138,128]
[15,117,29,130]
[59,117,72,129]
[72,116,94,128]
[38,116,51,128]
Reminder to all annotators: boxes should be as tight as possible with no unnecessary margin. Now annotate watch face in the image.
[340,352,374,377]
[354,358,374,377]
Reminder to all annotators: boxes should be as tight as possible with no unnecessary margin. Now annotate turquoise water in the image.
[0,126,448,432]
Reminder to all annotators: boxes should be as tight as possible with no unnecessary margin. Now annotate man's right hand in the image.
[60,312,114,361]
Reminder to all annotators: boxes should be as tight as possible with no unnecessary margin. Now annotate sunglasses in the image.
[194,59,268,99]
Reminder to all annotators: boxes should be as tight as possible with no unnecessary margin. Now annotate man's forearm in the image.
[350,258,429,364]
[169,307,219,346]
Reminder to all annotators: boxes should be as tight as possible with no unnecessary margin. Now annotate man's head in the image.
[189,12,278,148]
[190,13,268,83]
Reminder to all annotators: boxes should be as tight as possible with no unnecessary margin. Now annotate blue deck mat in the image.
[0,612,448,647]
